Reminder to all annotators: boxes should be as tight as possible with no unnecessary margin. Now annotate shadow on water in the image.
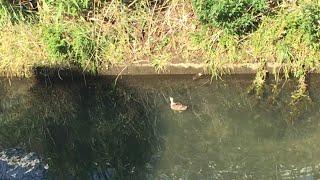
[0,67,163,179]
[33,70,163,179]
[0,67,320,179]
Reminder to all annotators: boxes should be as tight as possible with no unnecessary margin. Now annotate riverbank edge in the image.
[28,62,319,77]
[94,62,319,75]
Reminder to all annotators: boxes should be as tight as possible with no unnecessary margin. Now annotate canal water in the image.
[0,74,319,179]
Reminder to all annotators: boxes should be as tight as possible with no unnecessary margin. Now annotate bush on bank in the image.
[192,0,319,99]
[192,0,270,35]
[0,0,319,79]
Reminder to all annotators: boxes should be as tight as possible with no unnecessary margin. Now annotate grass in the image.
[0,23,47,77]
[195,0,320,100]
[37,0,202,72]
[0,0,319,98]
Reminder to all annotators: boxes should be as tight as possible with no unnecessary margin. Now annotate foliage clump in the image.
[42,24,96,68]
[300,4,320,49]
[192,0,269,35]
[39,0,98,70]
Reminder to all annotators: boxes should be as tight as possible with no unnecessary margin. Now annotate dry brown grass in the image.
[0,23,48,77]
[0,0,318,81]
[91,0,203,69]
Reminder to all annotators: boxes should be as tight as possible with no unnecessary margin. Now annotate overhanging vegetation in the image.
[0,0,319,99]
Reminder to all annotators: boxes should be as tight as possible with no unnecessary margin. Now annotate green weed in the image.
[192,0,268,35]
[0,0,318,98]
[0,2,36,27]
[42,23,97,71]
[248,61,267,97]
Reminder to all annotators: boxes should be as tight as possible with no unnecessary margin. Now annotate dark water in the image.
[0,74,320,179]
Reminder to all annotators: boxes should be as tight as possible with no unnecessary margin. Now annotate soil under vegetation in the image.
[0,0,319,96]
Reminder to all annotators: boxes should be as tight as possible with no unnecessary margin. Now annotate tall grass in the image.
[0,0,319,100]
[0,2,44,77]
[2,0,197,75]
[0,0,202,73]
[194,0,320,99]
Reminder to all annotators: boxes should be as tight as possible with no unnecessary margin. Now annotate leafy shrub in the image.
[41,0,92,16]
[42,26,69,60]
[192,0,267,35]
[42,24,96,67]
[276,4,320,50]
[68,26,95,66]
[300,4,320,49]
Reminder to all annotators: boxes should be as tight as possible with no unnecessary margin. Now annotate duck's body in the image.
[192,72,203,80]
[169,97,187,112]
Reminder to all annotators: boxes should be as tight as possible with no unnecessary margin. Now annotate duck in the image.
[192,72,203,80]
[169,97,187,112]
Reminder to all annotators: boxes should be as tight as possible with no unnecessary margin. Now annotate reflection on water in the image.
[0,74,320,179]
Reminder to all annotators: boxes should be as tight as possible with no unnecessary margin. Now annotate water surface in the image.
[0,74,319,179]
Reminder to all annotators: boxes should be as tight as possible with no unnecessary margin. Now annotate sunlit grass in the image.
[0,0,319,100]
[34,0,203,71]
[196,1,319,98]
[0,23,48,77]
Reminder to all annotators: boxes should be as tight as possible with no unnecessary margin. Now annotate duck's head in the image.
[169,97,174,103]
